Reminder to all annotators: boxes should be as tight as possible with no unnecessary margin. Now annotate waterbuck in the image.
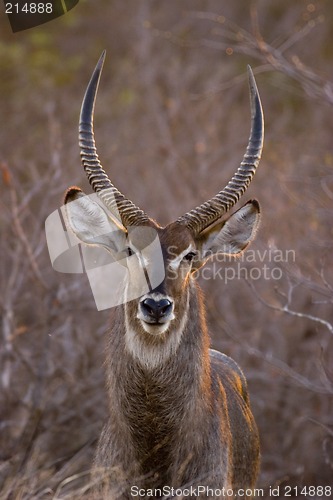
[64,51,263,499]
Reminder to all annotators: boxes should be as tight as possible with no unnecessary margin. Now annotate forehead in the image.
[158,223,195,258]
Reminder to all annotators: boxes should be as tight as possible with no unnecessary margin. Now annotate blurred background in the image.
[0,0,333,498]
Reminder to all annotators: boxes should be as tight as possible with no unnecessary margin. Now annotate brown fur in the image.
[91,223,260,499]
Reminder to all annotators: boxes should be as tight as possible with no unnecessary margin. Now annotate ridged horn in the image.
[79,50,149,227]
[176,66,264,235]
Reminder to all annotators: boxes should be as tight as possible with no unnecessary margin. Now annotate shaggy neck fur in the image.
[104,279,217,488]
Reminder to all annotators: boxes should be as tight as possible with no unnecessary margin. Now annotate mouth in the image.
[138,315,173,335]
[140,316,171,325]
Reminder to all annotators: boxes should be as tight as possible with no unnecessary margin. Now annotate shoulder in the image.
[209,349,249,403]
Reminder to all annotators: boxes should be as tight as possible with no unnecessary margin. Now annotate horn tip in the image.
[247,66,264,128]
[247,65,258,96]
[97,50,107,70]
[79,51,107,127]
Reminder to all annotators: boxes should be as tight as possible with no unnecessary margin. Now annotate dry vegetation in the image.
[0,0,333,498]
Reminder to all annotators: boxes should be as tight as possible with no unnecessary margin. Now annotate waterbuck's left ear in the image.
[197,200,260,259]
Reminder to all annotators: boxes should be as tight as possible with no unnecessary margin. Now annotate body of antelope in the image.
[64,51,264,499]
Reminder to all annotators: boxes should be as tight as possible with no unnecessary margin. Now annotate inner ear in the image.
[197,200,260,259]
[63,190,127,254]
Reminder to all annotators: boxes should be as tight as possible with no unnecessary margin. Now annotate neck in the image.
[105,280,212,483]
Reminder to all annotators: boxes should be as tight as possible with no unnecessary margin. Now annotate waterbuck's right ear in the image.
[64,187,127,254]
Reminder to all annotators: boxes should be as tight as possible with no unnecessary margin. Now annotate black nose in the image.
[141,298,173,322]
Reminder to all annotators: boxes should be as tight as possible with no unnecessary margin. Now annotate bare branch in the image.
[246,278,333,336]
[1,162,49,291]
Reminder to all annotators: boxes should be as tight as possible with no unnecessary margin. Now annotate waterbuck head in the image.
[64,51,263,367]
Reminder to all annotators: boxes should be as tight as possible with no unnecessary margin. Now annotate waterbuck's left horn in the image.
[79,50,149,227]
[176,66,264,235]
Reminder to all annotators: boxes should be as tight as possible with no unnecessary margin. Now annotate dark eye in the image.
[183,251,197,263]
[125,247,134,257]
